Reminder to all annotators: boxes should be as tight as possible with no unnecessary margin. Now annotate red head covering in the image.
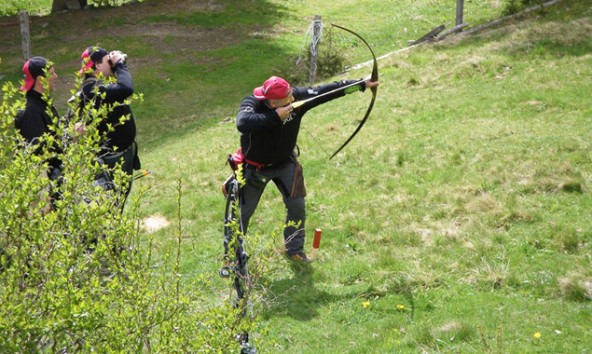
[20,56,49,91]
[80,46,109,74]
[253,76,291,100]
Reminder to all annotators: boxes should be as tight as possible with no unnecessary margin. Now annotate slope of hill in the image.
[2,0,591,352]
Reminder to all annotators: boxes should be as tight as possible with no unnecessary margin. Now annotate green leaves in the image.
[1,80,265,352]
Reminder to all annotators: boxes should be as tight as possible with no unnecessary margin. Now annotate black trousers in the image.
[240,160,306,255]
[95,144,135,209]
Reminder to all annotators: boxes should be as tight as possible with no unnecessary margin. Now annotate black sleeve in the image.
[293,79,365,113]
[236,96,281,133]
[101,62,134,104]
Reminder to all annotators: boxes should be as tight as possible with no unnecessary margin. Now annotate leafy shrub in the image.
[0,79,261,352]
[0,0,142,17]
[87,0,142,8]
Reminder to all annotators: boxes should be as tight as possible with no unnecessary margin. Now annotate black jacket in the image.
[82,62,136,153]
[236,79,365,165]
[15,90,62,170]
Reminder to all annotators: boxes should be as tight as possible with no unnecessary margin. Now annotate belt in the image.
[98,143,134,166]
[245,158,288,169]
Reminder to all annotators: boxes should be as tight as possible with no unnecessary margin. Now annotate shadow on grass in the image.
[0,0,299,149]
[259,262,419,323]
[260,264,331,321]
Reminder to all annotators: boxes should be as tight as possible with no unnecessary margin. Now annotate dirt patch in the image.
[43,8,241,55]
[0,0,243,63]
[124,0,225,14]
[118,23,239,54]
[141,213,171,233]
[0,0,250,105]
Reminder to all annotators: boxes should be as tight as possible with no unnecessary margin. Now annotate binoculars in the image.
[108,50,128,66]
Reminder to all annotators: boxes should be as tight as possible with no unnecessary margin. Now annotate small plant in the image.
[502,0,545,15]
[282,28,350,85]
[558,275,592,302]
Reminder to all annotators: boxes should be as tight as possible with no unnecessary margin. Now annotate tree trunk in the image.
[52,0,87,12]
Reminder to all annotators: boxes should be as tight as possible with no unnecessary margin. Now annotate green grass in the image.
[2,0,592,352]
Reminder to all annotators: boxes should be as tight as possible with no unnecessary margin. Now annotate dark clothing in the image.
[235,79,365,255]
[241,159,306,254]
[14,90,62,171]
[237,80,365,166]
[81,62,136,153]
[15,90,63,209]
[94,142,136,209]
[81,62,138,209]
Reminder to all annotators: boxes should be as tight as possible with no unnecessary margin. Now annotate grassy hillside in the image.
[2,0,592,352]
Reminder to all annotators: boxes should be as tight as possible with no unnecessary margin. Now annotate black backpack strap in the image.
[76,76,99,114]
[82,75,98,88]
[80,76,98,101]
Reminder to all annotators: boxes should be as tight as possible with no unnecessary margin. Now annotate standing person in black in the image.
[79,46,139,209]
[15,56,63,209]
[235,75,379,263]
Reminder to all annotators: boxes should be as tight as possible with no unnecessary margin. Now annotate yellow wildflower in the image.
[362,301,370,308]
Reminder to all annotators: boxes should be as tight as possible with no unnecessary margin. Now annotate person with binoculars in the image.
[79,46,140,209]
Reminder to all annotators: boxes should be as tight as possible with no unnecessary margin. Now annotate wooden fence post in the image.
[309,15,322,85]
[19,10,31,61]
[456,0,465,27]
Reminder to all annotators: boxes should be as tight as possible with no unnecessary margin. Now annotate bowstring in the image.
[302,123,331,160]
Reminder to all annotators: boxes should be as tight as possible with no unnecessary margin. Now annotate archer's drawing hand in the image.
[276,105,293,122]
[365,79,380,89]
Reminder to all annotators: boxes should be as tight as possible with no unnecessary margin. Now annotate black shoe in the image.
[285,251,312,264]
